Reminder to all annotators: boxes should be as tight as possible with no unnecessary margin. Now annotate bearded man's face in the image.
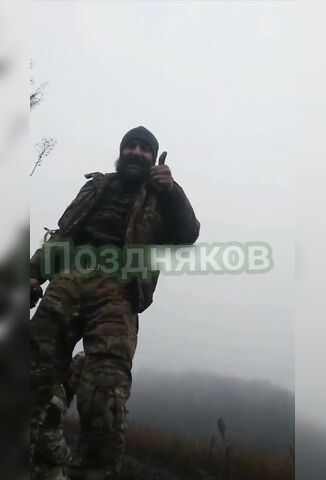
[116,139,154,185]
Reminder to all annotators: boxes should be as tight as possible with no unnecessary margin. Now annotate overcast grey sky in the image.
[30,1,295,392]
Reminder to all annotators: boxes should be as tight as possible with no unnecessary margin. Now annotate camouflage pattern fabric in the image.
[30,173,200,313]
[31,170,199,479]
[31,384,69,480]
[74,176,137,248]
[64,352,86,406]
[31,466,68,480]
[31,353,86,480]
[30,271,138,479]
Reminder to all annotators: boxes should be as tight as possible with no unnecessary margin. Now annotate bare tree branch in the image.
[30,62,56,174]
[30,61,48,110]
[30,137,57,177]
[30,81,48,110]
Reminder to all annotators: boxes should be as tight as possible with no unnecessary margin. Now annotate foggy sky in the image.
[30,1,295,391]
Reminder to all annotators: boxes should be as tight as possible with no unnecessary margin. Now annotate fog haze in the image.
[30,1,294,391]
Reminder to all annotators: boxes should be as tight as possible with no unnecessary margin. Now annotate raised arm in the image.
[157,180,200,245]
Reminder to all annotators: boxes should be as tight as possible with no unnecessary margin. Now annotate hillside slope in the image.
[128,369,294,453]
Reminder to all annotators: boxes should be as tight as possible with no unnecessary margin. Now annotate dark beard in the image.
[115,154,151,189]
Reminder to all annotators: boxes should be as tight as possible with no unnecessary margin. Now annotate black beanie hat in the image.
[120,126,159,162]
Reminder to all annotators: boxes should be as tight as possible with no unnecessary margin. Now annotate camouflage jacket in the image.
[30,172,200,313]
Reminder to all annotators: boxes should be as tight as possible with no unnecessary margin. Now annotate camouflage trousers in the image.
[31,385,70,480]
[30,270,138,480]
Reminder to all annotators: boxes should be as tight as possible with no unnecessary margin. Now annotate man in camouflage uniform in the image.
[30,126,200,480]
[32,352,86,480]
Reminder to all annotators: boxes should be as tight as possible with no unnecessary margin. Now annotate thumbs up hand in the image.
[158,151,167,166]
[150,151,173,192]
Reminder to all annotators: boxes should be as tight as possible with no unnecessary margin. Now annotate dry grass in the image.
[64,415,294,480]
[125,424,294,480]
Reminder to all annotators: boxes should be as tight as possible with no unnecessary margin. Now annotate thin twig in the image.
[30,137,57,176]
